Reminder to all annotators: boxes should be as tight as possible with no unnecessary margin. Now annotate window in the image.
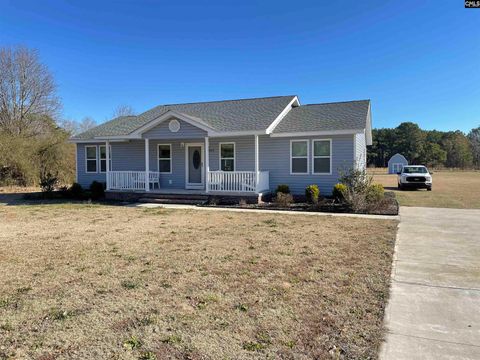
[312,139,331,174]
[85,146,97,173]
[99,145,112,173]
[220,143,235,171]
[158,144,172,173]
[290,140,309,174]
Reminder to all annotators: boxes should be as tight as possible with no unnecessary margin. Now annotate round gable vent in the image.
[169,119,180,133]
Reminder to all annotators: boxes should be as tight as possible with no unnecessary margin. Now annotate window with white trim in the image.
[220,143,235,171]
[290,140,308,174]
[99,145,112,173]
[85,146,97,173]
[313,139,331,174]
[158,144,172,173]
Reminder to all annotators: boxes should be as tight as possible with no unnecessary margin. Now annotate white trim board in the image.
[184,143,205,189]
[131,110,214,136]
[271,129,364,138]
[265,96,300,134]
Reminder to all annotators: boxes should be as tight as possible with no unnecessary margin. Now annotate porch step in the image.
[137,197,208,205]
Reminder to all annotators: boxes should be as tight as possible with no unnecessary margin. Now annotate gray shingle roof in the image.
[72,95,296,140]
[272,100,371,134]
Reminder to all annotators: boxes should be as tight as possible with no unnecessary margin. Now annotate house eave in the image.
[270,129,365,138]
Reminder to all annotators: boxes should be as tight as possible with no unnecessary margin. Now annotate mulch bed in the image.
[205,192,399,216]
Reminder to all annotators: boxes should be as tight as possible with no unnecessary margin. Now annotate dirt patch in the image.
[0,203,397,359]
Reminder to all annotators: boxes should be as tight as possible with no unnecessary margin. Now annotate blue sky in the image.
[1,0,479,132]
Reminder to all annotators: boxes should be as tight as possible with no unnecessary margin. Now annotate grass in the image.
[371,169,480,209]
[0,203,397,359]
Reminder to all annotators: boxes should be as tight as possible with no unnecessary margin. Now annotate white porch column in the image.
[205,136,210,193]
[144,138,150,192]
[255,135,259,192]
[105,140,110,190]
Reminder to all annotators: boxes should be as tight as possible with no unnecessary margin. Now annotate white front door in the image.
[185,143,204,189]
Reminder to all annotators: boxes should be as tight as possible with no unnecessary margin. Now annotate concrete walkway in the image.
[380,207,480,359]
[132,202,399,220]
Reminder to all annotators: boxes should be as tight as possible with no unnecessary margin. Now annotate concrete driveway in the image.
[380,207,480,359]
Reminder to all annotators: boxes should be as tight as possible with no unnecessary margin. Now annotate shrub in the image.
[39,172,58,193]
[332,183,347,201]
[275,184,290,194]
[305,184,320,204]
[338,168,373,213]
[89,181,105,200]
[69,183,84,198]
[275,192,293,207]
[366,183,385,203]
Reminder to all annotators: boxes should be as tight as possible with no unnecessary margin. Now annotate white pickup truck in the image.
[397,165,432,191]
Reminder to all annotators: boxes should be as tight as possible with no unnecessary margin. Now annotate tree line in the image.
[0,46,135,187]
[368,122,480,169]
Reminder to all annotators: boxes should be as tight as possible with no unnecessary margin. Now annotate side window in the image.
[99,145,112,173]
[85,146,97,173]
[220,143,235,171]
[158,144,172,173]
[312,140,331,174]
[290,140,308,174]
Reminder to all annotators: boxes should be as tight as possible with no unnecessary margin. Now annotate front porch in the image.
[102,134,270,195]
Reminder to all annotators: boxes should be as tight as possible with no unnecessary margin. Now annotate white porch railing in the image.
[107,171,160,191]
[107,170,270,193]
[208,171,269,193]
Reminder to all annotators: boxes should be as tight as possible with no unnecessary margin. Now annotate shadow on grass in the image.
[0,191,129,207]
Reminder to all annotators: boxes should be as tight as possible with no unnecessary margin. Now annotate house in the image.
[388,153,408,174]
[70,95,372,201]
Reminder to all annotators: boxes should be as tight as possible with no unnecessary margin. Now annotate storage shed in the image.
[388,153,408,174]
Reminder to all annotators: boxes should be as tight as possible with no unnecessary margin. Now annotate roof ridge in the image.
[159,95,297,107]
[301,99,370,106]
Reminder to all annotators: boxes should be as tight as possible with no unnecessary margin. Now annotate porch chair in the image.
[149,172,160,190]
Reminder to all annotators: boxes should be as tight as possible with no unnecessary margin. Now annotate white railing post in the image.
[254,135,259,193]
[144,138,150,192]
[105,140,110,190]
[205,136,209,192]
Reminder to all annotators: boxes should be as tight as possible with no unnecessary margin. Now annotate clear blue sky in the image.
[1,0,479,132]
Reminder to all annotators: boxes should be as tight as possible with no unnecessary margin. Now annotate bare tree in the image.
[78,116,97,133]
[0,46,61,136]
[112,104,135,118]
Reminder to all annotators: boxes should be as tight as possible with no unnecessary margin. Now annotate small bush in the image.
[305,184,320,204]
[366,183,385,203]
[275,184,290,194]
[275,192,293,207]
[89,181,105,200]
[69,183,84,198]
[123,336,142,350]
[139,352,157,360]
[332,183,347,201]
[40,172,58,193]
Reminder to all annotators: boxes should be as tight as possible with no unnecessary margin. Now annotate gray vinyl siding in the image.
[354,133,367,170]
[142,119,207,139]
[76,134,356,194]
[259,134,355,195]
[208,136,255,171]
